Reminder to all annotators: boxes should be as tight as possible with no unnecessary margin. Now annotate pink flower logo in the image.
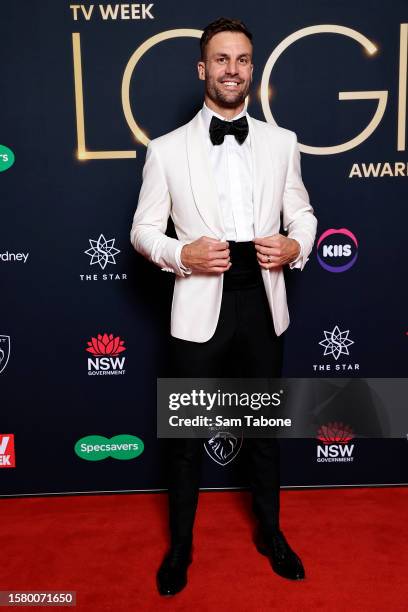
[86,333,126,356]
[317,422,354,445]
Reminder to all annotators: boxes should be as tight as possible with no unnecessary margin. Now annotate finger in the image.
[257,252,278,263]
[259,261,281,269]
[209,263,232,273]
[254,235,280,245]
[253,238,270,247]
[209,258,231,267]
[254,244,281,256]
[209,251,230,261]
[203,236,228,244]
[209,241,229,251]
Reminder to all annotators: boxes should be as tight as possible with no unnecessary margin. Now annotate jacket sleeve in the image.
[282,132,317,270]
[130,142,190,276]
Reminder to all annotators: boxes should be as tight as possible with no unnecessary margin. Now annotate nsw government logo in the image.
[0,335,11,374]
[313,325,359,372]
[80,234,127,282]
[317,228,358,273]
[316,422,355,463]
[86,333,126,376]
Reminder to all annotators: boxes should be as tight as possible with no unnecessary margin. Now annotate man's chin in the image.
[213,93,247,109]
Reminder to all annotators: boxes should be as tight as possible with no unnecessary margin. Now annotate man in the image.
[131,17,317,596]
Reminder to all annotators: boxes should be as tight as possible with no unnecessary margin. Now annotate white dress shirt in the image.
[175,102,302,271]
[201,102,254,241]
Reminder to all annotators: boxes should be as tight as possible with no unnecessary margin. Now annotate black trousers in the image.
[166,242,284,544]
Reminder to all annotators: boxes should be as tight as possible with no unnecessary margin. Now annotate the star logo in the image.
[319,325,354,360]
[85,234,120,270]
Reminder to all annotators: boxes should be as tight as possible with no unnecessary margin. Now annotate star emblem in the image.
[319,325,354,360]
[85,234,120,270]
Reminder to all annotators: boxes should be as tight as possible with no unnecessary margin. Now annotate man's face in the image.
[198,31,253,109]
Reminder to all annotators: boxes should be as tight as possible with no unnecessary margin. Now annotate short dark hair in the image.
[200,17,253,60]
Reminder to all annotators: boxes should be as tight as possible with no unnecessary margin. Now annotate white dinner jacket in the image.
[130,109,317,342]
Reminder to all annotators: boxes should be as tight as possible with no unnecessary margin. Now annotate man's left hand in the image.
[253,234,300,269]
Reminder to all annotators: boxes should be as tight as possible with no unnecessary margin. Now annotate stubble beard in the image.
[205,76,251,110]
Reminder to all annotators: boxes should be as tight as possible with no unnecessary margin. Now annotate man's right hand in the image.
[181,237,231,274]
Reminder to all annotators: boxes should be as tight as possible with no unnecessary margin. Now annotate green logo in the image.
[0,145,15,172]
[74,434,144,461]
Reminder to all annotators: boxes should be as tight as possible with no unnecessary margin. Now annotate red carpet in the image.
[0,488,407,611]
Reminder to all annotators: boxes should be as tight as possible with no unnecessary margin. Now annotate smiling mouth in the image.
[221,80,241,88]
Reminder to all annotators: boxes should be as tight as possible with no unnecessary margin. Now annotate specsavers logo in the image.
[0,145,15,172]
[75,434,144,461]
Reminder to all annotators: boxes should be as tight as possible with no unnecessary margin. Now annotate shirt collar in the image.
[201,101,248,133]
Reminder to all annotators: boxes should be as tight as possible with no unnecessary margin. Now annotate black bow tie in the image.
[209,115,249,145]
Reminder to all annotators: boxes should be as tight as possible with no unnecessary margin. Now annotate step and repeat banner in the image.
[1,1,407,496]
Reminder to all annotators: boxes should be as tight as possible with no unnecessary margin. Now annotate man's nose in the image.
[225,60,239,75]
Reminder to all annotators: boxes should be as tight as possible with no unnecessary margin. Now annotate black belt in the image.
[223,241,263,291]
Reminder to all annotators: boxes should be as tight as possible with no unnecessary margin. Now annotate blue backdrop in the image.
[1,0,407,496]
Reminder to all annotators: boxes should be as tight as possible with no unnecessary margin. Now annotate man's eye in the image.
[218,58,226,63]
[240,58,249,64]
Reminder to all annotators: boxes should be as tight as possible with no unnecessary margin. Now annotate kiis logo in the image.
[86,333,126,376]
[0,434,16,468]
[317,228,358,272]
[316,422,355,463]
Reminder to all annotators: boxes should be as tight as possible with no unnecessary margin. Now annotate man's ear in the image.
[197,60,205,81]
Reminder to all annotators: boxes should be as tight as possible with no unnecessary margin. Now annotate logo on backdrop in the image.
[0,145,15,172]
[204,432,243,466]
[0,434,16,468]
[319,326,354,360]
[0,252,29,264]
[86,333,126,376]
[74,434,144,461]
[313,326,359,372]
[71,23,408,173]
[85,234,120,269]
[0,336,11,374]
[317,229,358,272]
[316,422,355,463]
[80,234,127,281]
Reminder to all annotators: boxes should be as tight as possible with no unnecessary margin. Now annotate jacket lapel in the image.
[186,111,225,238]
[248,114,275,236]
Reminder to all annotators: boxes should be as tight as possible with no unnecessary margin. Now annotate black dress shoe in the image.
[255,530,305,580]
[156,543,192,596]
